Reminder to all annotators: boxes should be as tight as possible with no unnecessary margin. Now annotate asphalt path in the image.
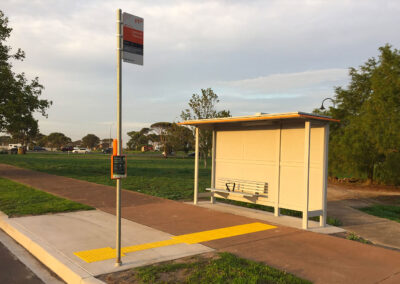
[0,230,43,284]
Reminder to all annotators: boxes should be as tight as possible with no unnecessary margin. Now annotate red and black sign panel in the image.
[122,13,143,65]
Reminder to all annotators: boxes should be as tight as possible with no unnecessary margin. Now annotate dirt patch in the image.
[328,180,400,193]
[327,182,400,202]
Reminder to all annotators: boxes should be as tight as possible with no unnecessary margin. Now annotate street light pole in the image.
[320,98,335,110]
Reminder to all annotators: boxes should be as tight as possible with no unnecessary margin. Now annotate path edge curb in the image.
[0,211,104,284]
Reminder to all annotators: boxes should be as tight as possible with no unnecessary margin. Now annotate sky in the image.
[2,0,400,143]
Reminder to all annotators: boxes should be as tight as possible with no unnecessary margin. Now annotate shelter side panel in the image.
[278,122,305,210]
[308,126,324,211]
[215,128,279,201]
[279,122,325,211]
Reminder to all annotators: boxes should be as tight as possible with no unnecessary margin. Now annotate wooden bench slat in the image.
[206,188,256,197]
[210,177,269,199]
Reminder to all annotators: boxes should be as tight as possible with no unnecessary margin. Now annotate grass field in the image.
[0,152,344,225]
[359,204,400,223]
[0,152,210,200]
[99,252,311,284]
[0,177,93,217]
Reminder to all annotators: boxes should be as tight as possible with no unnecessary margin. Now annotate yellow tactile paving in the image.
[172,222,276,244]
[74,222,276,263]
[122,239,182,254]
[75,247,123,263]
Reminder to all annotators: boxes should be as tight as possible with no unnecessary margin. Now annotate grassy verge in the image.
[0,153,210,200]
[0,177,93,217]
[346,232,372,244]
[99,252,311,284]
[358,205,400,223]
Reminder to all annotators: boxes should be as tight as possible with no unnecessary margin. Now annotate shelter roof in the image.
[178,112,339,127]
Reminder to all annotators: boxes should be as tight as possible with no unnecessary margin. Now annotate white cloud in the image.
[218,68,348,98]
[2,0,400,140]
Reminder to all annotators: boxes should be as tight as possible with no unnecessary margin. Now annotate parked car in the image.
[61,146,74,152]
[102,148,113,154]
[8,143,22,150]
[9,147,18,154]
[72,147,90,154]
[33,146,46,151]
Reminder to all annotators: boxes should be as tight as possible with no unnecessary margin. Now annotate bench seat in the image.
[205,188,257,197]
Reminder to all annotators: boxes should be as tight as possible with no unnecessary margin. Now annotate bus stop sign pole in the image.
[114,8,143,267]
[116,8,122,267]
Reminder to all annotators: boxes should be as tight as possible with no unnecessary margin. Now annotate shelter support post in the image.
[274,122,282,216]
[194,127,199,205]
[320,124,329,226]
[303,120,311,229]
[211,129,216,204]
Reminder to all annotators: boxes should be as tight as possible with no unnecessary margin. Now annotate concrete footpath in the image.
[0,210,212,283]
[328,200,400,250]
[1,164,400,284]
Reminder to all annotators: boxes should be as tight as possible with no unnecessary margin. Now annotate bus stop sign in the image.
[111,155,127,179]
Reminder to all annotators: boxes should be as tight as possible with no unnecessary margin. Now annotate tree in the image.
[167,123,194,154]
[315,44,400,184]
[150,122,172,157]
[0,11,51,142]
[181,88,231,167]
[127,128,150,150]
[46,132,71,150]
[30,132,47,147]
[0,135,12,146]
[82,134,100,150]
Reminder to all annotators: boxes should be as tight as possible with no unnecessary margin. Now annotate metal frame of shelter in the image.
[179,112,339,229]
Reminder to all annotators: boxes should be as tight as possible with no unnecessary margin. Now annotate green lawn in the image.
[0,152,210,200]
[0,177,93,217]
[100,252,311,284]
[359,204,400,223]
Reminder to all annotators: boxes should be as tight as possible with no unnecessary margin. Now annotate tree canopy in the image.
[167,123,194,154]
[127,128,151,150]
[0,10,51,143]
[82,134,100,149]
[150,122,172,157]
[181,88,231,167]
[46,132,71,150]
[315,44,400,184]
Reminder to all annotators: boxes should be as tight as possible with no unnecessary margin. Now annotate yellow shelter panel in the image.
[308,167,323,210]
[310,126,324,165]
[242,128,277,161]
[216,130,244,160]
[308,126,324,210]
[278,123,325,211]
[213,121,326,214]
[280,124,305,163]
[278,123,306,209]
[215,128,279,200]
[278,165,304,210]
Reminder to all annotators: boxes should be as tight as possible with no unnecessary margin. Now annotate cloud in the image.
[2,0,400,141]
[218,68,348,99]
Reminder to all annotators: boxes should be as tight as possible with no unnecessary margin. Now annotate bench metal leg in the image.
[210,194,215,204]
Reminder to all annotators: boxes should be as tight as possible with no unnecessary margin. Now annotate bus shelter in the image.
[179,112,338,229]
